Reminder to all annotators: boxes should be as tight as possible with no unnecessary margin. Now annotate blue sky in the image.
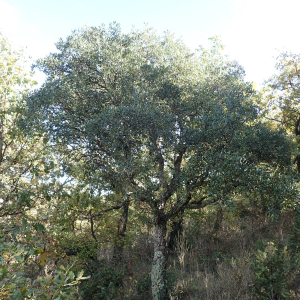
[1,0,299,85]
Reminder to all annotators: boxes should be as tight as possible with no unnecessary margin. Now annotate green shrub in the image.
[80,260,125,300]
[135,273,151,299]
[252,241,292,299]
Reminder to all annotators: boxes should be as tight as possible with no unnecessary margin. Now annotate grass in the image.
[22,207,300,299]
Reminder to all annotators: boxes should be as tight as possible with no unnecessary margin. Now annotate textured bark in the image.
[112,199,130,264]
[151,217,170,300]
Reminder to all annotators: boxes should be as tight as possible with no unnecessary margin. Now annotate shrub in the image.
[79,260,125,300]
[252,241,292,299]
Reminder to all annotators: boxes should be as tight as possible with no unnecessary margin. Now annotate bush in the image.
[252,240,292,299]
[79,260,125,300]
[135,273,151,299]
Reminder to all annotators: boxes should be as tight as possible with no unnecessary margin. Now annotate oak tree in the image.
[25,24,294,300]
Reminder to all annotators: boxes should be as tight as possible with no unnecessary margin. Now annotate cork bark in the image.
[151,219,170,300]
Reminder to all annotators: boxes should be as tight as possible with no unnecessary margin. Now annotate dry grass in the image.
[168,225,254,300]
[165,209,296,300]
[44,208,298,299]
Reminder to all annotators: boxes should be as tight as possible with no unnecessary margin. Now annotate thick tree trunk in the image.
[112,199,130,264]
[151,216,170,300]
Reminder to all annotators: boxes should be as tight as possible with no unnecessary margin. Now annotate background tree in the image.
[262,52,300,173]
[24,24,295,300]
[48,156,133,264]
[0,32,88,299]
[0,32,43,217]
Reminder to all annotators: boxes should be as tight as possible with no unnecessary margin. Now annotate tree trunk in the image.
[296,154,300,174]
[167,219,183,253]
[151,215,170,300]
[0,119,3,164]
[112,199,130,264]
[294,119,300,173]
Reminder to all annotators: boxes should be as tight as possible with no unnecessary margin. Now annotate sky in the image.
[0,0,299,86]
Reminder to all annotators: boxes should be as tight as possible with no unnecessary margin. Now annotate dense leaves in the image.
[0,33,89,300]
[0,32,43,217]
[23,24,296,299]
[262,52,300,173]
[0,23,298,299]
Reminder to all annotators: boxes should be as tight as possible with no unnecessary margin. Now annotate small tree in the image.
[25,24,295,300]
[0,32,90,300]
[263,51,300,173]
[0,32,44,217]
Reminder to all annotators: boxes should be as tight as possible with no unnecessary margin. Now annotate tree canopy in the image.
[263,52,300,173]
[23,23,296,300]
[0,32,91,300]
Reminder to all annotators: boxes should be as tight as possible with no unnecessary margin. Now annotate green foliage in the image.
[80,260,125,300]
[135,273,152,299]
[0,32,90,300]
[252,241,292,299]
[61,238,99,261]
[31,265,89,300]
[25,23,295,220]
[262,51,300,173]
[22,23,296,299]
[252,212,300,300]
[0,236,88,299]
[288,209,300,252]
[0,32,48,217]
